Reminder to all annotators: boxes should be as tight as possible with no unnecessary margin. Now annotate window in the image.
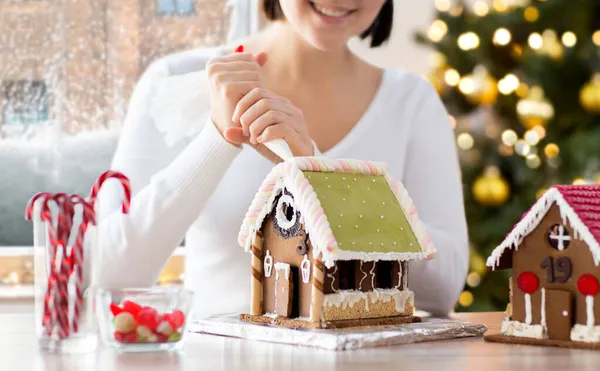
[337,261,356,290]
[547,224,571,251]
[0,0,252,304]
[376,261,394,289]
[157,0,195,15]
[2,81,48,127]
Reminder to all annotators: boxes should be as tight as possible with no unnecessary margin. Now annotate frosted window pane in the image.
[0,0,233,247]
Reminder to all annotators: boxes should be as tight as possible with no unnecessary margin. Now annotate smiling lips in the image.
[310,1,356,18]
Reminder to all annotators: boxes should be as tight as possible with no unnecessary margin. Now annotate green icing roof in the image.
[303,171,422,255]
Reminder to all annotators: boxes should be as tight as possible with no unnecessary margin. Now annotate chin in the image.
[302,32,351,52]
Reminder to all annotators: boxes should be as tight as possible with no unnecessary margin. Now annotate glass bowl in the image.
[96,287,194,352]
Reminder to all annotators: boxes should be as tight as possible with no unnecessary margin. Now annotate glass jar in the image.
[31,199,99,354]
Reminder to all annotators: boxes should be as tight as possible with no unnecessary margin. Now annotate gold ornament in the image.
[472,166,510,207]
[460,66,498,106]
[579,74,600,114]
[516,86,554,129]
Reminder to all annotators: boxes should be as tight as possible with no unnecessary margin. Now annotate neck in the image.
[262,21,358,83]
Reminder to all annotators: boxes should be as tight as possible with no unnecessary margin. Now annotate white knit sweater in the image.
[96,47,469,317]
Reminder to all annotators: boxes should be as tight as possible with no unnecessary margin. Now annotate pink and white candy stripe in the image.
[238,157,436,265]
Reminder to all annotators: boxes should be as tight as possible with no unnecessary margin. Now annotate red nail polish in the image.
[235,45,244,53]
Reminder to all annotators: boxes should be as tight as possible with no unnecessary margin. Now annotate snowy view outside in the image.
[0,0,237,246]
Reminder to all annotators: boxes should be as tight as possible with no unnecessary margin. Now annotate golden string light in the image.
[428,20,448,42]
[498,73,520,95]
[501,129,518,146]
[457,133,475,150]
[493,28,512,46]
[562,31,577,47]
[473,1,489,17]
[458,32,481,51]
[524,129,540,145]
[528,32,543,49]
[514,140,531,156]
[445,69,461,86]
[593,30,600,46]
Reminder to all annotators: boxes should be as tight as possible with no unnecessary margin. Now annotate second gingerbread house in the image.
[486,184,600,347]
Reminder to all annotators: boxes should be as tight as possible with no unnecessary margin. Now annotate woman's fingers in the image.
[212,70,261,86]
[219,81,262,101]
[234,89,296,134]
[255,123,297,144]
[248,110,293,144]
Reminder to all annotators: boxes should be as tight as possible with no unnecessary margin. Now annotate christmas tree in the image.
[416,0,600,312]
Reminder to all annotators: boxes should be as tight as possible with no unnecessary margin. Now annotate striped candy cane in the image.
[89,171,131,213]
[49,194,74,339]
[68,195,96,333]
[25,193,55,334]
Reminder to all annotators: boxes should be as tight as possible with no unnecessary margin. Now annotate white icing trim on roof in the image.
[238,157,435,268]
[486,188,600,269]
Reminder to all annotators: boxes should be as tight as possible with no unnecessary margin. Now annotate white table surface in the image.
[2,312,600,371]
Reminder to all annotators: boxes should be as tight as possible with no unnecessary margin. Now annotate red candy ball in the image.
[578,274,599,296]
[517,271,539,294]
[169,310,185,329]
[137,307,160,331]
[122,300,142,318]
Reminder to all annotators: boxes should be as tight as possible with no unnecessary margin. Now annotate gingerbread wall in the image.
[511,204,600,327]
[261,215,314,318]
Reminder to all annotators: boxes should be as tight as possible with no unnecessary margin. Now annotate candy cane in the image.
[89,171,131,213]
[68,195,96,333]
[50,194,74,339]
[25,192,55,334]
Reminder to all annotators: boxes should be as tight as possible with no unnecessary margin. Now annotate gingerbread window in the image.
[547,224,571,251]
[272,190,302,239]
[337,261,356,290]
[376,261,394,289]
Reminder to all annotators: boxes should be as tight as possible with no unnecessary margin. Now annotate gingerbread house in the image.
[486,185,600,348]
[237,157,436,329]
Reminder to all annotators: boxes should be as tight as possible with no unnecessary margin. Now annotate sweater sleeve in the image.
[402,80,469,316]
[93,59,242,289]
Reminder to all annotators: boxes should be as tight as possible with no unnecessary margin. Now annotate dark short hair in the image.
[262,0,393,48]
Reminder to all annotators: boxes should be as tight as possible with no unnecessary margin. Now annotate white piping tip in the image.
[264,138,294,161]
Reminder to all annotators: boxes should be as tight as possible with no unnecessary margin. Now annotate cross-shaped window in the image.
[156,0,195,16]
[548,224,571,251]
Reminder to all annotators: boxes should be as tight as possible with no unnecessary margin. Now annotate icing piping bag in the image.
[264,139,294,162]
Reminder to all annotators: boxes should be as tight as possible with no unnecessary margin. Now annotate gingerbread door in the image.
[545,289,573,341]
[275,264,294,317]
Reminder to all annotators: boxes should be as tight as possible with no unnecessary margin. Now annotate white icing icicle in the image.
[369,263,376,289]
[327,264,338,292]
[395,262,403,289]
[301,255,311,283]
[274,262,291,280]
[587,295,595,328]
[541,288,546,328]
[264,251,273,278]
[358,262,368,289]
[525,293,532,325]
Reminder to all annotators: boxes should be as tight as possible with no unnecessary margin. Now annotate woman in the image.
[97,0,469,317]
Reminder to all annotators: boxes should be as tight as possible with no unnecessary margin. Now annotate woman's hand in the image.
[225,87,315,163]
[206,50,268,141]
